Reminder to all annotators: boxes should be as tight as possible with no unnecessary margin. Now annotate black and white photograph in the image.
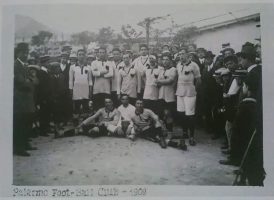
[1,0,274,198]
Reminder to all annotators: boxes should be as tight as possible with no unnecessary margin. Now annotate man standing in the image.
[156,53,177,133]
[175,51,201,149]
[90,46,114,110]
[69,49,93,116]
[143,55,160,114]
[117,53,141,105]
[201,51,218,135]
[129,99,167,148]
[111,48,122,106]
[79,98,120,137]
[59,52,72,123]
[37,55,51,137]
[132,44,150,97]
[13,43,37,156]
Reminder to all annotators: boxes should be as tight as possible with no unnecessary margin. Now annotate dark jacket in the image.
[13,60,36,114]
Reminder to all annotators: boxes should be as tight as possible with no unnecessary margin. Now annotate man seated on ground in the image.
[78,98,121,137]
[128,99,167,149]
[116,94,136,137]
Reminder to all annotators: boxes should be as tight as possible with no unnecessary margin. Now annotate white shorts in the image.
[177,96,196,115]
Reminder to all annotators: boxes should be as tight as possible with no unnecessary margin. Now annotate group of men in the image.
[13,40,264,185]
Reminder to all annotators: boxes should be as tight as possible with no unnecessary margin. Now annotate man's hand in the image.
[100,69,108,76]
[117,94,121,100]
[69,89,73,97]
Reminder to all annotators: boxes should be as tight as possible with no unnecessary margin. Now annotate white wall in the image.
[192,20,261,56]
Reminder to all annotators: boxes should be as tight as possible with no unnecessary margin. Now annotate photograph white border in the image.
[1,0,274,198]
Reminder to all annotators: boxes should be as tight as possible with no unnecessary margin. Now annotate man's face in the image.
[238,56,249,69]
[149,57,156,66]
[98,49,106,60]
[123,54,130,65]
[135,100,143,110]
[105,99,113,109]
[197,51,205,59]
[205,57,213,66]
[87,57,94,65]
[180,52,189,63]
[61,57,68,64]
[70,58,77,65]
[225,60,237,72]
[224,50,233,58]
[256,46,261,59]
[113,50,121,62]
[121,96,129,106]
[140,47,148,56]
[157,57,163,66]
[171,46,178,54]
[162,56,171,68]
[162,46,169,52]
[18,51,28,62]
[188,45,195,53]
[77,51,85,63]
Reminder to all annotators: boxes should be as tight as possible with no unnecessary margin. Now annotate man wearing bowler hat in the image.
[201,51,218,135]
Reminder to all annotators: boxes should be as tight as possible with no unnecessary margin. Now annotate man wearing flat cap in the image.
[220,43,235,58]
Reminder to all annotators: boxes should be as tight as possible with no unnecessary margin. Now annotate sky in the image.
[9,3,262,36]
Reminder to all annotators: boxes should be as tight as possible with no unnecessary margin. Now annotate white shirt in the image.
[199,58,205,64]
[60,63,66,71]
[90,60,114,94]
[118,104,136,121]
[117,104,136,127]
[69,64,92,100]
[207,63,214,72]
[227,78,241,95]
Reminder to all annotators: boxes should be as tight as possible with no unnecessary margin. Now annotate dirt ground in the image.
[13,127,237,185]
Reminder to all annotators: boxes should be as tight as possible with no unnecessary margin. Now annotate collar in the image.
[242,97,257,103]
[208,63,214,70]
[122,104,129,108]
[105,107,114,113]
[98,59,107,62]
[247,64,257,73]
[41,66,48,73]
[183,60,191,66]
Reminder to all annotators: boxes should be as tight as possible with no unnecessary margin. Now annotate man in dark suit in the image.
[13,43,37,156]
[195,47,206,126]
[220,42,265,185]
[201,51,218,134]
[37,55,51,136]
[59,52,72,123]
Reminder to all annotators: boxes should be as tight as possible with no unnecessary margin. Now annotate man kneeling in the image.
[129,99,167,149]
[79,98,121,137]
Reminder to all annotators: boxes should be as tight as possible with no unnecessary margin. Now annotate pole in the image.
[232,129,257,186]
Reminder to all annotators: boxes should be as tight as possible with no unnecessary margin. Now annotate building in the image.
[191,13,260,55]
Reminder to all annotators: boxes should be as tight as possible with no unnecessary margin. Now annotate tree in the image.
[31,30,53,46]
[172,26,198,46]
[71,31,97,49]
[121,24,142,47]
[97,27,114,45]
